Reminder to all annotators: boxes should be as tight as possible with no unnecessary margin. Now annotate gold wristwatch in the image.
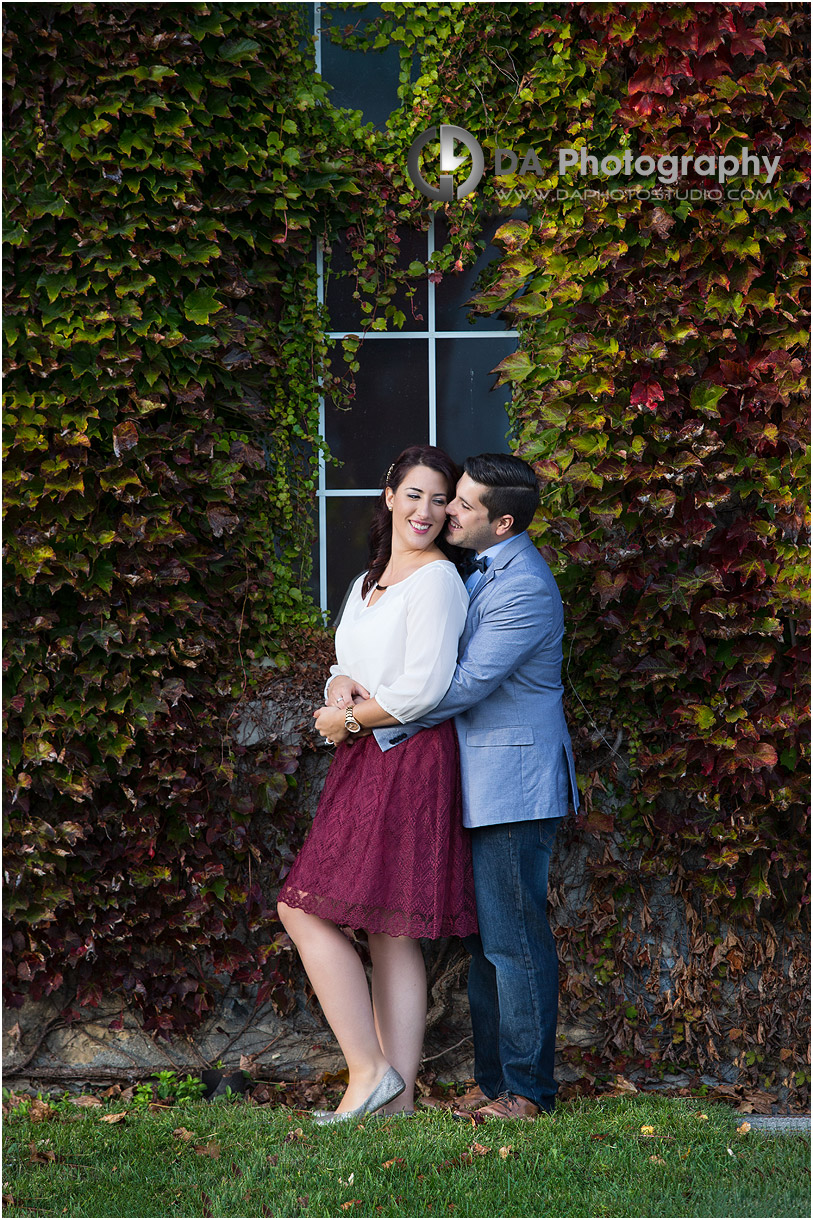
[344,706,361,733]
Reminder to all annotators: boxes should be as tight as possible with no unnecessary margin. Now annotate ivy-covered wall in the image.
[4,3,809,1101]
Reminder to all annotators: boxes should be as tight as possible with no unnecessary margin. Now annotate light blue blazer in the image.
[374,532,580,829]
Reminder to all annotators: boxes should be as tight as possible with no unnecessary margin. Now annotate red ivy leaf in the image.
[628,64,674,96]
[730,23,766,59]
[112,421,139,458]
[631,380,665,411]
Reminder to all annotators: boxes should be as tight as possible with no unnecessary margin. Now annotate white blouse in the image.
[328,560,468,724]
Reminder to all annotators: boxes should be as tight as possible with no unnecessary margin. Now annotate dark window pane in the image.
[307,514,320,610]
[435,214,522,332]
[436,338,513,464]
[325,339,429,489]
[325,496,377,621]
[325,227,428,332]
[320,3,401,130]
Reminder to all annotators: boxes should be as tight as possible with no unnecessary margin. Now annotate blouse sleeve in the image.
[374,565,468,723]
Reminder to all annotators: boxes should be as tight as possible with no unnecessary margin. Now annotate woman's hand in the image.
[313,705,348,745]
[326,675,371,708]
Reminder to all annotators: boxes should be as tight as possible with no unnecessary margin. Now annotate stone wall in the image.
[5,825,807,1110]
[4,707,808,1113]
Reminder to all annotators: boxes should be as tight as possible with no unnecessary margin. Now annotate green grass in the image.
[3,1095,809,1218]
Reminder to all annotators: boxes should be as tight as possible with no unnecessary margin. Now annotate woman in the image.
[277,445,477,1123]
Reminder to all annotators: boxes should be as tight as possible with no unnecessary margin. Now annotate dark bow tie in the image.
[465,554,489,576]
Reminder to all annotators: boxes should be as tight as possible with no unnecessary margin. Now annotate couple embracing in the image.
[277,446,579,1124]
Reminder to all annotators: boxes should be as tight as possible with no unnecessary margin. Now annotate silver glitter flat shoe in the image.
[313,1067,405,1126]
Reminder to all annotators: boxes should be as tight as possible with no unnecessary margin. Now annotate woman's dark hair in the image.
[362,445,462,597]
[463,453,540,534]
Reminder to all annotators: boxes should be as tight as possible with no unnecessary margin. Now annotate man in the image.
[327,453,579,1119]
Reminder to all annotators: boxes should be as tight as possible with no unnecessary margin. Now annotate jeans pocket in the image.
[537,816,563,853]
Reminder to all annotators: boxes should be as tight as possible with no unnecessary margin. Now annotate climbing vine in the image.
[344,0,810,1098]
[4,0,809,1099]
[3,0,378,1032]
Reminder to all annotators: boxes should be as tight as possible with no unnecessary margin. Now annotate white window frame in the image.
[313,3,516,614]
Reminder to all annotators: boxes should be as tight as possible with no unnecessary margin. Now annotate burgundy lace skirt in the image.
[277,720,478,939]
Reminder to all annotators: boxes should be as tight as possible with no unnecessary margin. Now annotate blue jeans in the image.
[463,817,563,1113]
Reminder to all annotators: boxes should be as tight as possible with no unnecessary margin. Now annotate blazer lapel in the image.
[467,532,534,606]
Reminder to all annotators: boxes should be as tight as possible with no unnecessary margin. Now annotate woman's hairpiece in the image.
[385,463,395,484]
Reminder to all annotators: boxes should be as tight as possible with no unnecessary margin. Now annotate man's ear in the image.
[494,514,515,538]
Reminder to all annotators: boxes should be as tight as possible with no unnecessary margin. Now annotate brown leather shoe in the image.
[453,1085,492,1113]
[476,1092,540,1120]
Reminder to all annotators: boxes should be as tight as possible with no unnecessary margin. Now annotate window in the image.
[313,4,517,618]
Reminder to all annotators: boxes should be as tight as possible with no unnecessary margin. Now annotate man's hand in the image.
[326,675,370,709]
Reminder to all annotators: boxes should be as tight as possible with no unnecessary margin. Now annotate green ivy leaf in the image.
[182,289,225,325]
[218,38,261,63]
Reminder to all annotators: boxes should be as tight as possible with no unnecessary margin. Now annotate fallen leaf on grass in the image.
[609,1075,638,1096]
[194,1141,221,1159]
[338,1173,355,1186]
[382,1158,406,1169]
[736,1122,751,1135]
[29,1099,55,1122]
[434,1142,492,1173]
[201,1190,213,1218]
[99,1112,128,1124]
[284,1127,308,1143]
[297,1197,309,1207]
[498,1145,515,1160]
[27,1140,56,1164]
[696,1113,709,1121]
[101,1083,132,1102]
[340,1202,361,1211]
[173,1127,196,1142]
[640,1125,656,1135]
[231,1162,243,1178]
[649,1155,666,1166]
[267,1154,279,1166]
[71,1095,102,1108]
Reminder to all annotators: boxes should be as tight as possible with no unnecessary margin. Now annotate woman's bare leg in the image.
[369,933,427,1113]
[277,902,390,1113]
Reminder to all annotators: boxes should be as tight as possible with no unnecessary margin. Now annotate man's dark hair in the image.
[463,453,540,534]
